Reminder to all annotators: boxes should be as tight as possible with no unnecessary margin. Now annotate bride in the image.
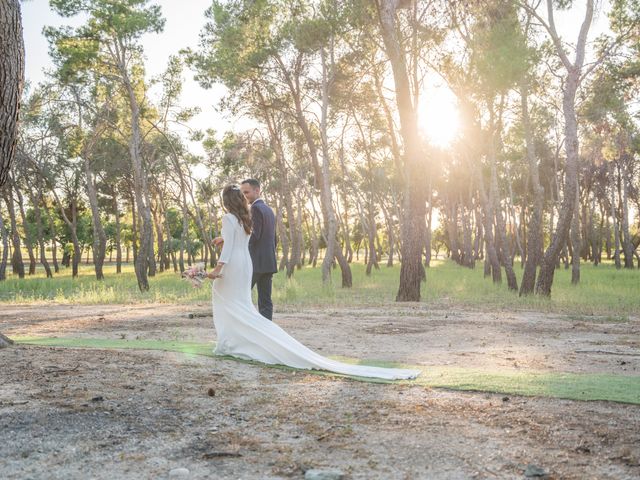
[206,185,420,380]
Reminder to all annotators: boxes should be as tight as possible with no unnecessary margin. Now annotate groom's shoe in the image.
[259,303,273,321]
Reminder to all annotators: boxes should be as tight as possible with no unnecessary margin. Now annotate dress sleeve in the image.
[218,214,236,264]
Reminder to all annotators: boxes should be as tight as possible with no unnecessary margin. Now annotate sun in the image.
[418,84,460,148]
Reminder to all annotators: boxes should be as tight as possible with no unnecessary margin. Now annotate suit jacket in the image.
[249,199,277,274]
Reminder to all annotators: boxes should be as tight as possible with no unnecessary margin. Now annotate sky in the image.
[22,0,614,155]
[22,0,234,157]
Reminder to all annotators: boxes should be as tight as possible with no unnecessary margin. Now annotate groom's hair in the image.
[241,178,260,189]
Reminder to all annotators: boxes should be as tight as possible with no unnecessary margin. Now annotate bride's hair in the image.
[222,184,252,234]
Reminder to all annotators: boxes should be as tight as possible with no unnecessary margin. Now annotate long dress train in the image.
[212,213,420,380]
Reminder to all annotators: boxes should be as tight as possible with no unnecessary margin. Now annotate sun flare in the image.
[418,85,460,148]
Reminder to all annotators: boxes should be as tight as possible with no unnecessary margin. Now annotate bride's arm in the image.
[209,215,236,278]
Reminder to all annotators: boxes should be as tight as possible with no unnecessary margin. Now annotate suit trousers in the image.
[251,272,273,321]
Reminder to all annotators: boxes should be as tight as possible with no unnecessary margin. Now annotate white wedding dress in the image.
[212,213,420,380]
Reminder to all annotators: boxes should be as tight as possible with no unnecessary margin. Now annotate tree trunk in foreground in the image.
[378,0,426,301]
[0,0,24,186]
[0,0,24,346]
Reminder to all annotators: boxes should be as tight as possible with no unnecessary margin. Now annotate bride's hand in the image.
[208,265,223,279]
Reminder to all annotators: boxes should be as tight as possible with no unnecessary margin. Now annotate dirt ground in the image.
[1,303,639,479]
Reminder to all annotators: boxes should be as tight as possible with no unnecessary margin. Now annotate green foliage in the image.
[43,25,100,83]
[49,0,164,37]
[470,1,531,96]
[22,208,39,244]
[610,0,640,40]
[46,0,165,83]
[583,70,632,127]
[285,17,332,53]
[187,0,277,88]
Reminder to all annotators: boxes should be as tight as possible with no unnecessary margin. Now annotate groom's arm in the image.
[249,205,263,249]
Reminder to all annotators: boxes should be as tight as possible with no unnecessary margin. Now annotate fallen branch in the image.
[188,312,211,319]
[0,400,29,406]
[202,451,242,459]
[42,365,81,374]
[575,350,640,357]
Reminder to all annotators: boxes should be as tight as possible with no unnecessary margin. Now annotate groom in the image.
[240,179,277,320]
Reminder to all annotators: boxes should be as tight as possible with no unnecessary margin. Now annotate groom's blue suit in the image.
[249,199,277,320]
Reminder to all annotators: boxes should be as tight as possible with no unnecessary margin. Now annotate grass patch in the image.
[14,336,640,405]
[1,259,639,316]
[564,314,630,324]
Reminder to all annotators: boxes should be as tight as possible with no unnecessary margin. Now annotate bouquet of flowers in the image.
[182,263,209,288]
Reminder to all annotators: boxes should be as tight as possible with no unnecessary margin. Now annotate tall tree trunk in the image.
[295,197,304,269]
[381,202,395,267]
[447,202,461,265]
[152,199,164,273]
[588,196,598,264]
[536,83,578,292]
[3,190,24,278]
[353,114,381,274]
[489,146,518,291]
[14,186,36,274]
[474,207,483,260]
[365,201,380,275]
[604,205,611,260]
[507,176,524,264]
[620,157,634,268]
[594,199,604,265]
[274,48,351,287]
[378,0,426,301]
[179,212,187,273]
[570,184,581,284]
[319,46,351,287]
[580,195,590,261]
[70,200,81,278]
[0,204,9,281]
[122,67,152,291]
[519,78,544,295]
[130,193,139,264]
[610,162,621,269]
[425,190,433,267]
[0,0,24,346]
[158,188,173,271]
[338,144,353,264]
[535,0,593,296]
[0,0,24,187]
[112,194,122,273]
[188,197,215,272]
[144,186,156,276]
[276,202,289,272]
[29,191,52,278]
[83,155,106,280]
[48,186,81,277]
[44,206,59,273]
[287,197,302,275]
[461,205,474,268]
[305,202,319,268]
[476,165,501,283]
